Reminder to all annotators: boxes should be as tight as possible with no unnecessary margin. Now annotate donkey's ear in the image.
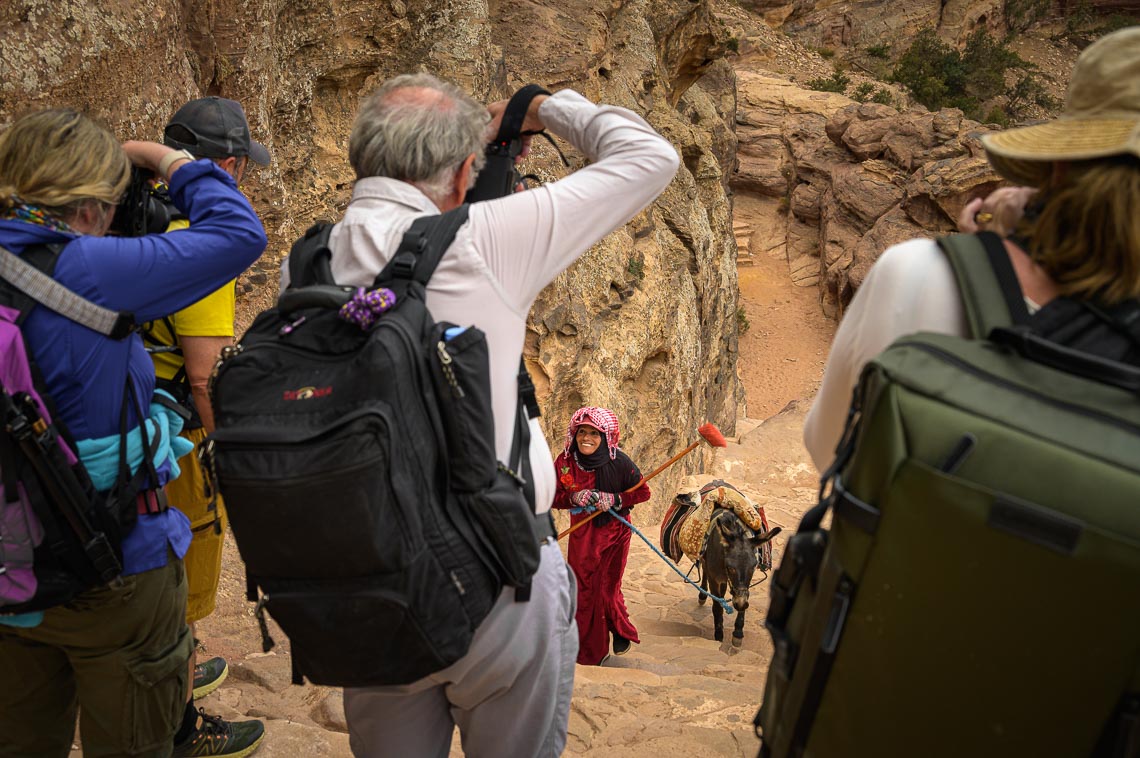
[752,526,782,546]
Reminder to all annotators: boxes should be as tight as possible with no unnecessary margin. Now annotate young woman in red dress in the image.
[553,407,651,665]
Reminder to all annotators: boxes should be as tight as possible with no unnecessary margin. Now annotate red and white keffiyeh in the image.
[564,406,621,460]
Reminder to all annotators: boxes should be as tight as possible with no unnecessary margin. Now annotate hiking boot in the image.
[193,656,229,699]
[173,709,265,758]
[613,634,632,656]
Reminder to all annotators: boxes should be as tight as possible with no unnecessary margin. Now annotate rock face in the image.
[0,0,743,518]
[732,69,1001,315]
[737,0,1005,48]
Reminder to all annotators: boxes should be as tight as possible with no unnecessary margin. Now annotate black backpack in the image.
[0,242,160,615]
[206,205,552,687]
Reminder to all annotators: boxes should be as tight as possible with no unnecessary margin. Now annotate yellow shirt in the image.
[146,219,236,381]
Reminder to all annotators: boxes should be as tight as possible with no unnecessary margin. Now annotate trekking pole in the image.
[3,392,122,583]
[557,422,728,541]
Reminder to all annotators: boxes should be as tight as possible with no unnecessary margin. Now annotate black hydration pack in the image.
[206,205,552,687]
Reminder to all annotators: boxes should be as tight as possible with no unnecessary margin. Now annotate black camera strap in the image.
[487,84,551,152]
[468,85,571,203]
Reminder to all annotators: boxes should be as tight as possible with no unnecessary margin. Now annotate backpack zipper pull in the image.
[436,342,465,398]
[279,314,307,336]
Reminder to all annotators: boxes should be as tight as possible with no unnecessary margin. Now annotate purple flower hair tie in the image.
[339,286,397,329]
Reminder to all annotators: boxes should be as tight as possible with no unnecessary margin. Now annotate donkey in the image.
[699,508,782,647]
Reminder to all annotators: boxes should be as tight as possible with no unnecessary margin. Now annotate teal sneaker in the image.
[193,656,229,700]
[173,709,265,758]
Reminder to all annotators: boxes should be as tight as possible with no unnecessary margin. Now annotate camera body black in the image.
[466,84,553,204]
[110,167,186,237]
[466,136,525,203]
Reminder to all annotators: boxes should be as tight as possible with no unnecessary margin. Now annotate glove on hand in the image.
[592,491,617,511]
[570,490,595,508]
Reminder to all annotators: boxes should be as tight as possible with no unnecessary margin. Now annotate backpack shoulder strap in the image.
[373,205,471,289]
[0,243,136,339]
[286,223,336,289]
[936,231,1030,339]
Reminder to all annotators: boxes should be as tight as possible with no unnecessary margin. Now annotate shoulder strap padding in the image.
[0,242,135,338]
[373,205,471,289]
[937,231,1030,340]
[286,223,336,289]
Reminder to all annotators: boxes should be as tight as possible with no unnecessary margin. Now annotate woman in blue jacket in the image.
[0,108,266,757]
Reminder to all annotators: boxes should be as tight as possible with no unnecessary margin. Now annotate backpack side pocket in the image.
[429,324,497,492]
[459,468,541,589]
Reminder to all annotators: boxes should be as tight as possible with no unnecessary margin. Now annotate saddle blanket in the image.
[659,475,772,569]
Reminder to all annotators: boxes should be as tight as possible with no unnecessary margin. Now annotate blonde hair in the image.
[0,109,130,221]
[1020,155,1140,305]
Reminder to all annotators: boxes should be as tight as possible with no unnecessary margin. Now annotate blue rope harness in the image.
[568,505,735,615]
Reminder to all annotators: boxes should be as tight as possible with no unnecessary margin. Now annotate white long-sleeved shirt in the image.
[803,238,969,471]
[281,89,680,513]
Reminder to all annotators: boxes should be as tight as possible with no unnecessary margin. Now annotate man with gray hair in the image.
[300,72,679,757]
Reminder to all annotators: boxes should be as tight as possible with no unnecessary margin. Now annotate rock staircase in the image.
[734,218,755,266]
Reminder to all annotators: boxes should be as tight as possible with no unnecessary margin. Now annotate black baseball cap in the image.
[164,96,271,165]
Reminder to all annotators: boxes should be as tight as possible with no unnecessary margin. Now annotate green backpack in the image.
[755,232,1140,758]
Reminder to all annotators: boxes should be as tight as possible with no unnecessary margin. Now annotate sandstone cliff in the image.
[735,0,1004,47]
[732,67,1003,316]
[0,0,744,516]
[735,0,1139,50]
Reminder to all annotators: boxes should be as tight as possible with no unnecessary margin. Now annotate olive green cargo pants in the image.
[0,556,191,758]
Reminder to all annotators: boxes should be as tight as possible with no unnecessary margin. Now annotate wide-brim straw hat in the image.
[981,26,1140,187]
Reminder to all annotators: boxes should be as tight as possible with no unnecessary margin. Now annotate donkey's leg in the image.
[711,582,725,642]
[731,605,746,648]
[698,565,708,606]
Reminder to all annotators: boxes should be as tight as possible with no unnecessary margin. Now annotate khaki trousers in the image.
[0,556,191,758]
[167,426,226,624]
[344,540,578,757]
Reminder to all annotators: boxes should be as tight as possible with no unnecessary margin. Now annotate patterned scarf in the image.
[3,196,75,234]
[564,406,620,460]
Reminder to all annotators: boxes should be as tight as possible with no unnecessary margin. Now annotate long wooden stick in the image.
[557,423,725,541]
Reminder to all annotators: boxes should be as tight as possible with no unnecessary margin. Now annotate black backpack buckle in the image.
[391,250,418,280]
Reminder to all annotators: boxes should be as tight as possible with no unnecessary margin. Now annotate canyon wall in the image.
[0,0,744,516]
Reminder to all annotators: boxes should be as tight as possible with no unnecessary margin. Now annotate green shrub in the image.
[851,82,876,103]
[806,64,850,94]
[814,47,836,59]
[736,307,751,335]
[726,36,740,53]
[985,106,1012,127]
[865,43,891,59]
[871,88,895,105]
[627,257,645,281]
[890,27,1047,121]
[1005,72,1060,119]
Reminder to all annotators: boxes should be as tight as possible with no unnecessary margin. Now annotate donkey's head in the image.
[709,511,782,612]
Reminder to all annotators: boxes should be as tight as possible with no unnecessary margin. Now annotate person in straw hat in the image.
[804,26,1140,469]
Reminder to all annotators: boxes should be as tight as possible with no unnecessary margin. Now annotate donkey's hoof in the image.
[731,636,743,648]
[714,630,724,642]
[698,593,708,606]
